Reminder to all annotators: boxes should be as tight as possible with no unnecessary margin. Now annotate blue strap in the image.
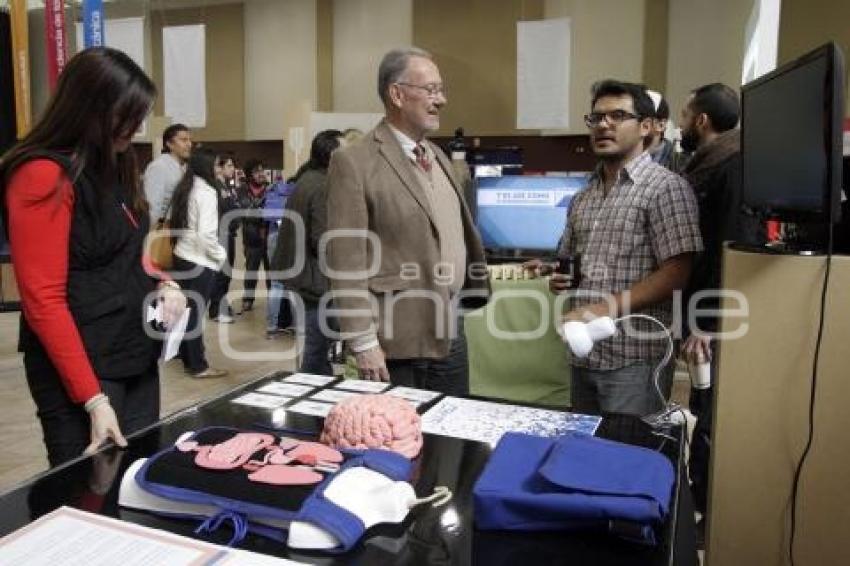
[298,494,366,553]
[291,449,411,553]
[360,449,412,480]
[194,510,249,547]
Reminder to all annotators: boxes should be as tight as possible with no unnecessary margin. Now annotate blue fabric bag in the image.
[473,432,675,545]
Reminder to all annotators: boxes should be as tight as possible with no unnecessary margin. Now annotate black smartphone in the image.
[555,255,581,288]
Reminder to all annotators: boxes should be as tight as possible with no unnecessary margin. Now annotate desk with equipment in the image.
[0,372,696,565]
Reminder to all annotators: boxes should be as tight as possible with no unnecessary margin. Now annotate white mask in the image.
[288,466,450,550]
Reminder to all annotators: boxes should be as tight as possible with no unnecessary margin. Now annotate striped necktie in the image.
[413,144,432,173]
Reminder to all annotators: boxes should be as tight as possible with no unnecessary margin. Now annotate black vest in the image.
[18,153,158,379]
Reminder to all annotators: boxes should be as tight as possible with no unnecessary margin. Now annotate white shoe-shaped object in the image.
[562,317,618,358]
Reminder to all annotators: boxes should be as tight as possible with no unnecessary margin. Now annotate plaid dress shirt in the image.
[558,152,703,370]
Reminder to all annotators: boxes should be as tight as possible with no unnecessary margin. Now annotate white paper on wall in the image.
[75,17,147,136]
[75,18,144,66]
[517,18,571,130]
[163,24,206,128]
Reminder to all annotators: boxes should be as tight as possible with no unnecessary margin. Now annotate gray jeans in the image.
[570,359,675,417]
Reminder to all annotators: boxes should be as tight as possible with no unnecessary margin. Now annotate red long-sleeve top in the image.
[6,159,166,404]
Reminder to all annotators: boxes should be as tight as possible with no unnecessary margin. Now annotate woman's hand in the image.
[157,282,187,329]
[84,396,128,456]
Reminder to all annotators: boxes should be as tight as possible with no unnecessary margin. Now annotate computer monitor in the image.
[741,42,844,225]
[475,175,588,255]
[470,147,523,177]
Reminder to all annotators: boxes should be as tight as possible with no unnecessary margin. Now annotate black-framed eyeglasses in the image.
[583,110,641,128]
[396,82,447,98]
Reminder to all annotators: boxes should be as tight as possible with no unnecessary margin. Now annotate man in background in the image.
[645,90,676,170]
[144,124,191,223]
[678,82,763,534]
[237,159,270,313]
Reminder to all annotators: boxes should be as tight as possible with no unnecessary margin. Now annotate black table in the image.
[0,372,697,565]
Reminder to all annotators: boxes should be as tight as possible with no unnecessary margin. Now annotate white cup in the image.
[688,361,711,390]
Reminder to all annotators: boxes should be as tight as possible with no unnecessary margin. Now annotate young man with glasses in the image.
[325,47,489,394]
[549,79,703,417]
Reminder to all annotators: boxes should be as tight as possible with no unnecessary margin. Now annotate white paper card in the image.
[421,397,602,447]
[309,389,361,404]
[257,382,314,397]
[282,373,336,387]
[386,386,442,403]
[0,506,305,565]
[334,380,390,393]
[0,506,217,565]
[163,307,190,362]
[230,393,291,409]
[287,400,333,418]
[146,303,190,362]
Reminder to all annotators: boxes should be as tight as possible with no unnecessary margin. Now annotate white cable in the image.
[409,486,453,509]
[613,314,674,411]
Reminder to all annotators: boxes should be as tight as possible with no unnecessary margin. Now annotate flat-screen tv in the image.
[476,175,588,253]
[741,42,844,224]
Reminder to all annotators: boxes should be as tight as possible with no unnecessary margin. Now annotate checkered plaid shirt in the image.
[558,152,703,370]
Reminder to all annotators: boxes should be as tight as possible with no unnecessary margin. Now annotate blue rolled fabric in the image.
[473,432,675,545]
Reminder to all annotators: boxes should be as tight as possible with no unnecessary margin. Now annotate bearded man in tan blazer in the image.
[325,47,489,395]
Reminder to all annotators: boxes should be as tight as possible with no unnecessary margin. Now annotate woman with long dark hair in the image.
[170,147,228,378]
[271,129,343,375]
[0,47,185,466]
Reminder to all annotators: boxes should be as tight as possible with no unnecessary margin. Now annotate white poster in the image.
[75,18,147,136]
[75,18,144,66]
[163,24,206,127]
[517,18,571,130]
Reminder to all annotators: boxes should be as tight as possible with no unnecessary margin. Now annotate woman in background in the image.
[0,48,184,466]
[272,129,344,375]
[169,147,228,378]
[209,153,239,323]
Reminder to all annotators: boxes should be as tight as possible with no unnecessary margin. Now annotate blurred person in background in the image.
[169,147,228,378]
[272,129,344,374]
[237,159,270,313]
[209,153,239,322]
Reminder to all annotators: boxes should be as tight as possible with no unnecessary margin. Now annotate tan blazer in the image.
[326,120,490,360]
